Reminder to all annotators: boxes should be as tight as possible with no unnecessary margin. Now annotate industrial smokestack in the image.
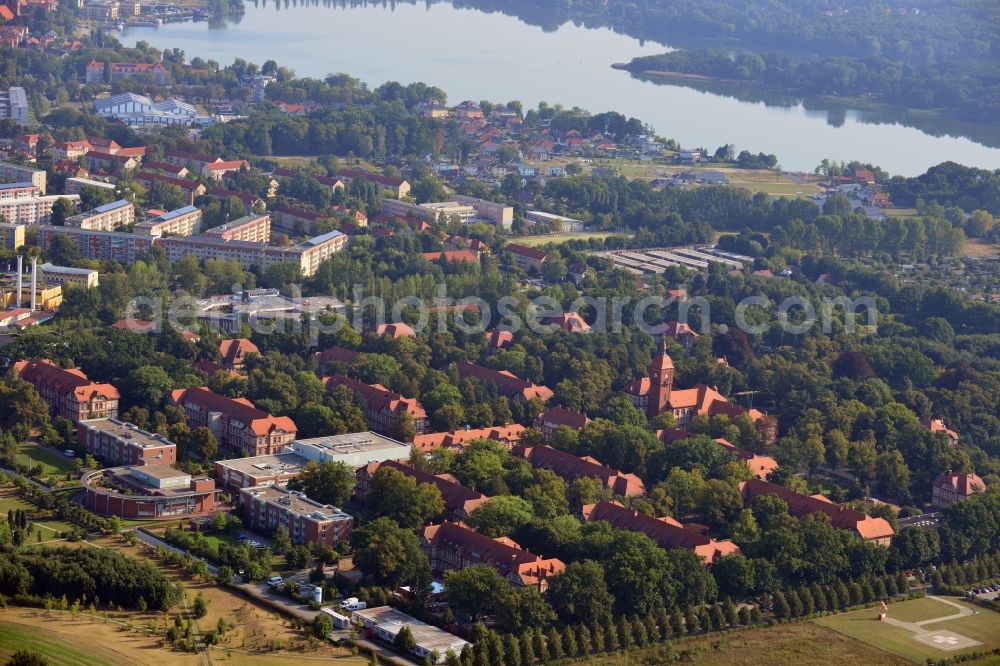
[30,257,37,311]
[16,255,23,308]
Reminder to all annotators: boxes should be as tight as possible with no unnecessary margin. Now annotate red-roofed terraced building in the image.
[513,444,645,497]
[580,501,740,564]
[739,478,894,546]
[14,359,119,422]
[322,375,428,435]
[931,471,986,509]
[219,337,259,372]
[421,249,480,265]
[453,361,553,403]
[169,386,297,457]
[356,459,489,522]
[411,425,526,453]
[535,407,590,442]
[420,521,565,591]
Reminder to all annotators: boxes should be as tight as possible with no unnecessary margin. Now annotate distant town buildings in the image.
[86,60,168,85]
[36,225,156,264]
[134,205,202,237]
[453,361,554,403]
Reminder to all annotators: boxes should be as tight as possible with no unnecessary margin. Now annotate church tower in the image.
[647,339,674,419]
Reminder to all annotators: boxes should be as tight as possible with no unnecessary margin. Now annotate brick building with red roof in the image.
[14,359,119,423]
[322,374,428,436]
[356,459,489,522]
[169,386,297,457]
[513,444,645,497]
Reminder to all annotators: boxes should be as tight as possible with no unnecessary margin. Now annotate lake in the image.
[122,0,1000,175]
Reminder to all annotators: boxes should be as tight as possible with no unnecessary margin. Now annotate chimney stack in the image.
[15,255,23,307]
[30,256,37,311]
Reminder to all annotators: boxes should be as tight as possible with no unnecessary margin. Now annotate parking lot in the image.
[966,584,1000,600]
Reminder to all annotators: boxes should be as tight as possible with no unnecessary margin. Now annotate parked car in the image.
[64,449,75,457]
[267,576,283,586]
[339,597,367,611]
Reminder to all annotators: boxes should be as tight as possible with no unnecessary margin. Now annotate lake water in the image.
[122,1,1000,175]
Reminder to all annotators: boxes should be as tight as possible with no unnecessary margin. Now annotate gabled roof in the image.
[373,322,416,339]
[580,501,739,564]
[411,425,526,452]
[219,338,258,367]
[514,445,644,496]
[453,361,553,402]
[362,460,488,515]
[323,374,427,421]
[421,249,479,264]
[420,521,564,587]
[932,471,986,497]
[740,479,894,541]
[14,359,120,403]
[536,407,590,432]
[314,346,359,366]
[504,243,548,261]
[170,386,296,437]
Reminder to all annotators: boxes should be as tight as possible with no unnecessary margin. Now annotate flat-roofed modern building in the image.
[83,465,216,519]
[450,194,514,229]
[0,222,25,250]
[78,418,177,467]
[0,194,79,225]
[203,213,271,242]
[0,161,46,194]
[291,431,411,468]
[65,177,117,196]
[0,87,29,126]
[350,606,470,664]
[134,205,202,237]
[0,181,40,200]
[160,229,347,278]
[35,225,157,264]
[40,263,99,288]
[214,450,308,491]
[240,485,352,546]
[65,199,135,231]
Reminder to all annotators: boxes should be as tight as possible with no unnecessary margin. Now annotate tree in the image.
[192,592,209,619]
[47,234,80,264]
[353,517,431,589]
[699,480,744,528]
[188,427,217,461]
[467,496,534,537]
[875,451,911,500]
[287,461,355,506]
[366,466,445,528]
[49,198,75,227]
[443,565,514,622]
[5,651,49,666]
[271,526,292,554]
[313,612,334,639]
[389,412,416,441]
[393,625,416,652]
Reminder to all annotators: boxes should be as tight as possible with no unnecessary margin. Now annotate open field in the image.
[587,159,823,198]
[814,596,1000,663]
[0,488,78,540]
[16,442,74,476]
[565,621,908,666]
[883,207,919,218]
[516,231,627,246]
[963,238,1000,258]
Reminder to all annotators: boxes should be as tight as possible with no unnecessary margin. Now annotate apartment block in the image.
[77,418,177,467]
[134,205,202,237]
[0,87,29,125]
[240,485,352,546]
[449,194,514,229]
[35,226,157,264]
[0,194,80,225]
[65,199,135,231]
[0,161,46,194]
[204,213,271,242]
[0,222,25,250]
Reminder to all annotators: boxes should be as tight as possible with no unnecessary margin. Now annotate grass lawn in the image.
[16,442,75,476]
[813,597,1000,663]
[565,621,908,666]
[883,207,919,218]
[963,238,1000,258]
[517,231,628,246]
[0,488,77,540]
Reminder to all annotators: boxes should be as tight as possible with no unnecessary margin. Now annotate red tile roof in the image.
[361,460,489,516]
[580,501,739,564]
[421,249,479,264]
[504,243,548,261]
[14,359,120,403]
[411,425,526,452]
[514,445,645,496]
[169,386,296,437]
[314,346,359,366]
[323,374,427,421]
[453,361,553,402]
[373,322,416,339]
[536,407,590,432]
[740,479,894,542]
[219,338,258,367]
[420,521,565,588]
[932,471,986,497]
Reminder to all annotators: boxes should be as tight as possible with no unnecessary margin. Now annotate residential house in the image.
[513,444,645,497]
[169,386,297,457]
[931,471,986,509]
[322,374,428,436]
[410,425,525,453]
[420,521,565,591]
[356,459,489,522]
[13,358,119,423]
[504,243,548,272]
[535,407,590,442]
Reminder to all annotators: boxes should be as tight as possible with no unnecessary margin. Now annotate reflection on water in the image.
[124,0,1000,174]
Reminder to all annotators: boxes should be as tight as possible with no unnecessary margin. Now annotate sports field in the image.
[814,596,1000,663]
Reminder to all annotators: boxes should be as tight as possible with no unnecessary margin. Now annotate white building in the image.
[351,606,470,664]
[40,263,99,288]
[0,194,80,225]
[65,199,134,231]
[94,92,202,128]
[0,87,29,126]
[291,431,411,468]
